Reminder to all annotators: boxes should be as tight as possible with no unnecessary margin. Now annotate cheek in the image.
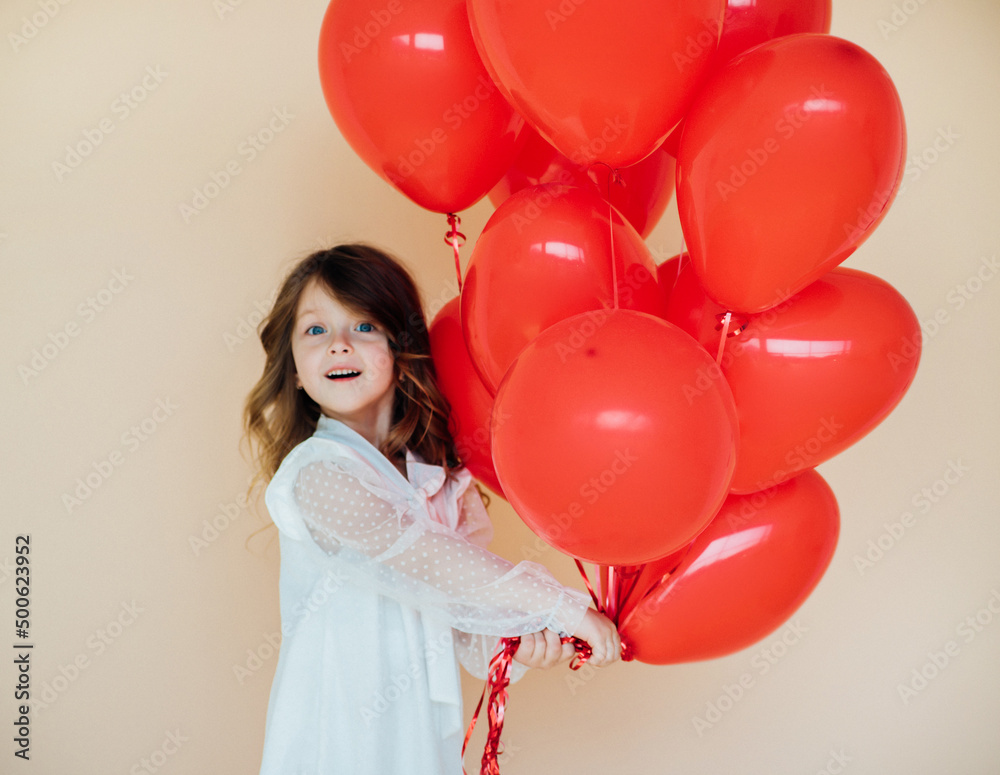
[290,343,308,371]
[366,343,395,374]
[291,340,325,377]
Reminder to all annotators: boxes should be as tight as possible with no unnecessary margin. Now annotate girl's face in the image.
[291,278,397,444]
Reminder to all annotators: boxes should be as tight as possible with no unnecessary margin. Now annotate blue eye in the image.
[306,325,326,335]
[357,322,375,332]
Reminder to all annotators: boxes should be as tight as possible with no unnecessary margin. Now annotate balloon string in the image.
[587,163,624,311]
[714,310,749,365]
[462,635,594,775]
[676,236,686,287]
[716,311,732,365]
[574,559,603,612]
[608,185,618,310]
[606,565,618,622]
[445,213,467,293]
[612,565,647,664]
[612,565,643,625]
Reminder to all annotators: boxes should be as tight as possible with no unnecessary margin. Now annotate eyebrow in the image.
[295,307,371,321]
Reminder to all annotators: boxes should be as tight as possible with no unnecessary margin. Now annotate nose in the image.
[328,327,354,353]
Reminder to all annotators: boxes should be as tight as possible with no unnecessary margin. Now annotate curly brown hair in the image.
[242,244,485,532]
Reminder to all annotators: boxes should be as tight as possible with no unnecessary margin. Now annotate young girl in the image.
[244,243,619,774]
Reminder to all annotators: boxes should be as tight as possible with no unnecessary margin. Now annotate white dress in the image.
[258,414,591,775]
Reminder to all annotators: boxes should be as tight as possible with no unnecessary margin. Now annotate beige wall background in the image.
[2,0,998,772]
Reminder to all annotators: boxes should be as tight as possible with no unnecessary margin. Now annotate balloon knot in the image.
[714,311,748,337]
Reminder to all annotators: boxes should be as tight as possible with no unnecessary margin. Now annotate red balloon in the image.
[656,253,685,309]
[619,469,839,664]
[467,0,725,167]
[428,297,505,498]
[666,261,921,493]
[714,0,831,64]
[677,34,906,313]
[462,184,667,393]
[662,0,832,156]
[491,309,739,566]
[663,251,733,366]
[488,125,676,238]
[318,0,524,213]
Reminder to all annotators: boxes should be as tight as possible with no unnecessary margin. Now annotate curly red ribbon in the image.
[462,635,593,775]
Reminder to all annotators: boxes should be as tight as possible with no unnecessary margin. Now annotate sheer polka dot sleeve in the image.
[452,629,528,682]
[455,485,494,549]
[292,459,590,639]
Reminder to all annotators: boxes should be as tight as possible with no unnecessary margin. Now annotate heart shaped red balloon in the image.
[428,297,504,498]
[619,469,839,664]
[715,0,831,66]
[467,0,725,167]
[488,125,676,238]
[662,0,832,156]
[677,34,906,312]
[666,260,921,493]
[318,0,524,213]
[462,184,666,392]
[492,309,739,566]
[656,254,685,309]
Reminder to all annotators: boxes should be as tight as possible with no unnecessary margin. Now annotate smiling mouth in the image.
[326,369,362,381]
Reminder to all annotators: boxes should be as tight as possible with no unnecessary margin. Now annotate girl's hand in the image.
[512,629,577,669]
[571,609,621,667]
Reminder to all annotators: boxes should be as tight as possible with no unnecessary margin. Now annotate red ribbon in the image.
[587,163,624,312]
[463,635,593,775]
[573,558,603,612]
[445,213,467,293]
[573,561,640,661]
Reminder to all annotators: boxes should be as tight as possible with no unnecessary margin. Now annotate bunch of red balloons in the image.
[319,0,920,665]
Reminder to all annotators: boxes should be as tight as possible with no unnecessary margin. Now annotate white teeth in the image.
[326,369,360,378]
